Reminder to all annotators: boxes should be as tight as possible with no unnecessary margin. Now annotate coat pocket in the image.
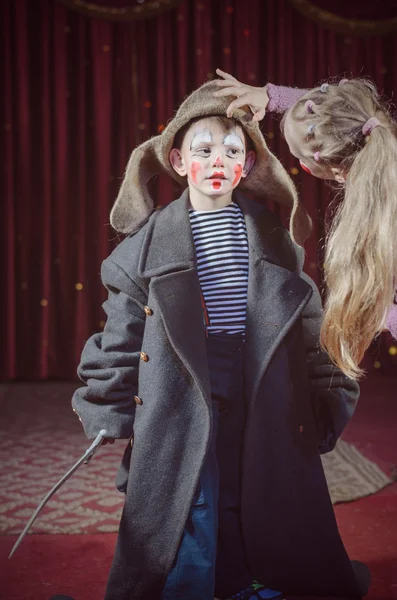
[115,441,133,493]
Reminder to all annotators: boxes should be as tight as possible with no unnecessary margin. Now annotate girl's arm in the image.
[214,68,309,119]
[266,82,309,114]
[385,292,397,339]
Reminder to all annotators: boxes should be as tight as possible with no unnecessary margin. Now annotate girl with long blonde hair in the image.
[214,70,397,380]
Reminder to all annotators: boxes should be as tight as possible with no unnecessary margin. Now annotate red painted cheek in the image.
[191,161,201,184]
[232,164,243,186]
[299,160,312,175]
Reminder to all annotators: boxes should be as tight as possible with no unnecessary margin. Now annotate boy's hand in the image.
[101,438,115,445]
[214,68,269,122]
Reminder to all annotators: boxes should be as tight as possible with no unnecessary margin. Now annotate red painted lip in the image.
[208,171,226,179]
[299,161,312,175]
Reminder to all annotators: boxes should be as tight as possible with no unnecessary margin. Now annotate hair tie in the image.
[307,124,315,134]
[339,78,349,86]
[305,100,315,114]
[320,83,329,93]
[362,117,381,136]
[314,151,321,162]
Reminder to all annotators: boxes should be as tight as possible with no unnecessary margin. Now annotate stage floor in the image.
[0,375,396,599]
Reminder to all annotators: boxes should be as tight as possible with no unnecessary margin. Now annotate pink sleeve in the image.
[386,295,397,340]
[266,83,309,114]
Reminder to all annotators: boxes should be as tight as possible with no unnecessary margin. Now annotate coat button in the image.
[299,425,304,433]
[134,395,143,405]
[140,351,149,362]
[143,306,153,316]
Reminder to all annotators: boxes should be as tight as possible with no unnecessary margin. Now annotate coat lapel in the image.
[137,190,313,409]
[138,190,211,403]
[235,194,313,408]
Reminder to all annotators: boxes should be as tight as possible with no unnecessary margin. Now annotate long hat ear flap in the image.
[252,150,312,247]
[289,198,312,247]
[110,136,163,234]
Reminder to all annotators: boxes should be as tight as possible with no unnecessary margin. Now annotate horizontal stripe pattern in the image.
[189,202,249,334]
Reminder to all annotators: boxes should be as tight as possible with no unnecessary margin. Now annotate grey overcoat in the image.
[72,191,365,600]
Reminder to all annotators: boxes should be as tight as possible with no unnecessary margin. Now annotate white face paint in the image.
[223,132,244,151]
[173,118,252,210]
[190,130,213,150]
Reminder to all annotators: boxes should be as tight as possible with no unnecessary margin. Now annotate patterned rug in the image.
[321,438,392,503]
[0,382,392,535]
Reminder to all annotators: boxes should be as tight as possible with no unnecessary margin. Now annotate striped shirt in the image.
[189,202,249,334]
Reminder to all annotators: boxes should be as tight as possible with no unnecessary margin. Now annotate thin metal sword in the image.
[9,428,108,559]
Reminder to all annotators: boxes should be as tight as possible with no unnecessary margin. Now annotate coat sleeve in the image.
[71,257,148,439]
[385,290,397,339]
[300,272,360,454]
[266,83,310,114]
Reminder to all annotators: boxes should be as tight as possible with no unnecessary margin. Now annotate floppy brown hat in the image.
[110,80,312,246]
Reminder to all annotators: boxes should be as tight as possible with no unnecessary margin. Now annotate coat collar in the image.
[138,189,304,279]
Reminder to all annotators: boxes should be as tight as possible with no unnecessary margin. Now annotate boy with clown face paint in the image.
[169,117,256,210]
[72,81,370,600]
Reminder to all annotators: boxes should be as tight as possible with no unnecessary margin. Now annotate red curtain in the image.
[2,0,397,380]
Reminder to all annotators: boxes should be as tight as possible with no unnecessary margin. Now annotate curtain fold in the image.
[2,0,397,379]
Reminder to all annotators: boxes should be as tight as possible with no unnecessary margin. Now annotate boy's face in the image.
[169,118,255,198]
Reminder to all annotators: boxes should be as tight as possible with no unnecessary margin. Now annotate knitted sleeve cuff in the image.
[386,301,397,339]
[266,83,309,114]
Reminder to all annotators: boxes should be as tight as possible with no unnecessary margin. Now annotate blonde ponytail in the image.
[321,125,397,378]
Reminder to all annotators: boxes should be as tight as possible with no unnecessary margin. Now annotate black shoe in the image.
[351,560,372,596]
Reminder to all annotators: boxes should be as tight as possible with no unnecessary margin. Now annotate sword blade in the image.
[9,429,108,559]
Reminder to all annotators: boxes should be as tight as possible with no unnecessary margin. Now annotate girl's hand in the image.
[214,68,269,122]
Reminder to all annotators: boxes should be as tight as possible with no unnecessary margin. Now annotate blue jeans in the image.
[161,399,219,600]
[162,333,252,600]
